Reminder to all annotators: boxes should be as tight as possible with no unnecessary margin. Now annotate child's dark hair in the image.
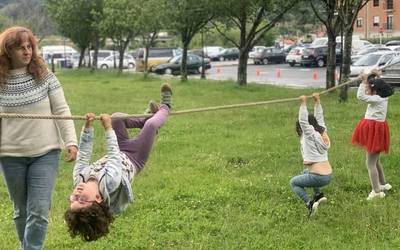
[369,78,394,98]
[64,201,114,242]
[296,114,325,136]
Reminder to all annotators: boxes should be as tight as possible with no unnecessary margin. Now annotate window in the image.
[356,18,363,28]
[373,0,379,6]
[373,16,380,27]
[387,15,393,30]
[387,0,393,9]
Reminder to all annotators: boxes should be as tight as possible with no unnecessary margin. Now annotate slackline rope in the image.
[0,77,362,120]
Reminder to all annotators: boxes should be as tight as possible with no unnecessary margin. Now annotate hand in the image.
[299,95,307,104]
[85,113,95,128]
[312,93,320,103]
[100,114,112,131]
[65,145,78,162]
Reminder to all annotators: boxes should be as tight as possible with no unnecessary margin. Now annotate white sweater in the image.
[0,68,77,157]
[299,104,330,163]
[357,83,388,122]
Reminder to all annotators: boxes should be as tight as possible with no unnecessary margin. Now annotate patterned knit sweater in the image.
[0,68,77,157]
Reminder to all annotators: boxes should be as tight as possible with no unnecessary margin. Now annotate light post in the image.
[201,28,206,79]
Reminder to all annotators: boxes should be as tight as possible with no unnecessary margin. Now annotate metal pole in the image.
[201,28,206,79]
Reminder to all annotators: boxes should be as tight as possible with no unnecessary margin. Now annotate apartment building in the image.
[354,0,400,39]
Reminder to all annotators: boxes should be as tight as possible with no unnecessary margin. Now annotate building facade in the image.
[354,0,400,39]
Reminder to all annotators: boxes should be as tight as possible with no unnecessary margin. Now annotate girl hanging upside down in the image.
[290,93,332,216]
[64,83,172,241]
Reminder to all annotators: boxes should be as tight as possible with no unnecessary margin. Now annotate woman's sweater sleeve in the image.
[314,103,326,130]
[357,83,385,104]
[47,73,77,147]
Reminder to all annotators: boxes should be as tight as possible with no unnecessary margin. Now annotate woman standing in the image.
[0,26,77,249]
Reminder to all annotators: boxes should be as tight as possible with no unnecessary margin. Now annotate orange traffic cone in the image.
[312,70,318,81]
[276,68,281,78]
[216,67,221,74]
[256,68,261,76]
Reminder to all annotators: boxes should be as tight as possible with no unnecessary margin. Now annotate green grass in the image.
[1,69,400,249]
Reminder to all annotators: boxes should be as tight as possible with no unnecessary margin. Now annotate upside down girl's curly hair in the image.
[0,26,48,86]
[64,201,114,242]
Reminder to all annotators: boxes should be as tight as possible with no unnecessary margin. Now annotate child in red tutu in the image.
[351,70,394,200]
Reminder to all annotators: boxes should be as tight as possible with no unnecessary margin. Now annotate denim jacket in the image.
[73,128,135,214]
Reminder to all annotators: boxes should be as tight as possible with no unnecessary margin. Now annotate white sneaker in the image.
[367,190,385,200]
[380,183,392,191]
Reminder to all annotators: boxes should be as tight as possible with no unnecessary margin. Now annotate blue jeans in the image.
[0,149,61,250]
[290,169,332,204]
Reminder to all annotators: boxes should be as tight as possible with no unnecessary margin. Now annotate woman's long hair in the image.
[0,26,48,86]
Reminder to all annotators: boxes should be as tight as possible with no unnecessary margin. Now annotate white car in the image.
[350,51,398,77]
[97,54,135,69]
[285,47,306,67]
[249,46,266,59]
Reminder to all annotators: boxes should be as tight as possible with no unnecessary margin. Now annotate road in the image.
[194,60,333,88]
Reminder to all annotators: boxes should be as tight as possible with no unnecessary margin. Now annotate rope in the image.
[0,76,362,120]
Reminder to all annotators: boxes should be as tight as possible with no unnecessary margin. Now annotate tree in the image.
[100,0,139,72]
[338,0,370,101]
[136,0,166,77]
[163,0,214,82]
[212,0,299,86]
[2,0,55,42]
[310,0,341,89]
[46,0,103,68]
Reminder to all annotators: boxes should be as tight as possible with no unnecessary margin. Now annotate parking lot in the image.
[193,60,332,88]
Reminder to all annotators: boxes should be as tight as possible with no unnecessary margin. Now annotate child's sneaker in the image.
[367,190,385,201]
[144,100,159,114]
[312,192,328,204]
[380,183,392,191]
[161,83,172,108]
[307,201,318,217]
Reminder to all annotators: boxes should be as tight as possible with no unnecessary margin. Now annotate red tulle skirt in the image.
[351,119,390,154]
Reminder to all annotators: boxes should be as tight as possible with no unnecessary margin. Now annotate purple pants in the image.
[111,104,169,171]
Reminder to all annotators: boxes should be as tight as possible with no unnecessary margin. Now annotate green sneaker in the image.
[160,83,172,108]
[144,100,159,114]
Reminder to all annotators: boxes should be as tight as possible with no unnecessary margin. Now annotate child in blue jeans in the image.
[290,93,332,216]
[64,83,172,241]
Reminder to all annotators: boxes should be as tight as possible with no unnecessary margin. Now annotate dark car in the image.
[253,47,286,65]
[153,54,211,75]
[218,48,239,61]
[381,57,400,87]
[300,45,342,67]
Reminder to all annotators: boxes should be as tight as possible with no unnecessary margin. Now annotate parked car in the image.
[153,54,211,75]
[285,47,306,67]
[381,57,400,87]
[349,51,398,77]
[134,47,182,71]
[97,54,135,69]
[385,40,400,47]
[203,46,224,61]
[249,46,266,59]
[217,48,239,61]
[300,45,342,67]
[351,45,391,63]
[253,47,286,65]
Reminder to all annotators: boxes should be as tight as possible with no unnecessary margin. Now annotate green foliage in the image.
[1,70,400,249]
[45,0,100,50]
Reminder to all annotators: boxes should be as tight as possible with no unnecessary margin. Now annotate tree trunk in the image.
[339,28,353,102]
[181,42,189,82]
[91,38,100,72]
[144,44,150,79]
[237,50,248,86]
[326,33,337,89]
[78,47,86,68]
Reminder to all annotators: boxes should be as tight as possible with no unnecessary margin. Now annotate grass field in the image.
[1,69,400,249]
